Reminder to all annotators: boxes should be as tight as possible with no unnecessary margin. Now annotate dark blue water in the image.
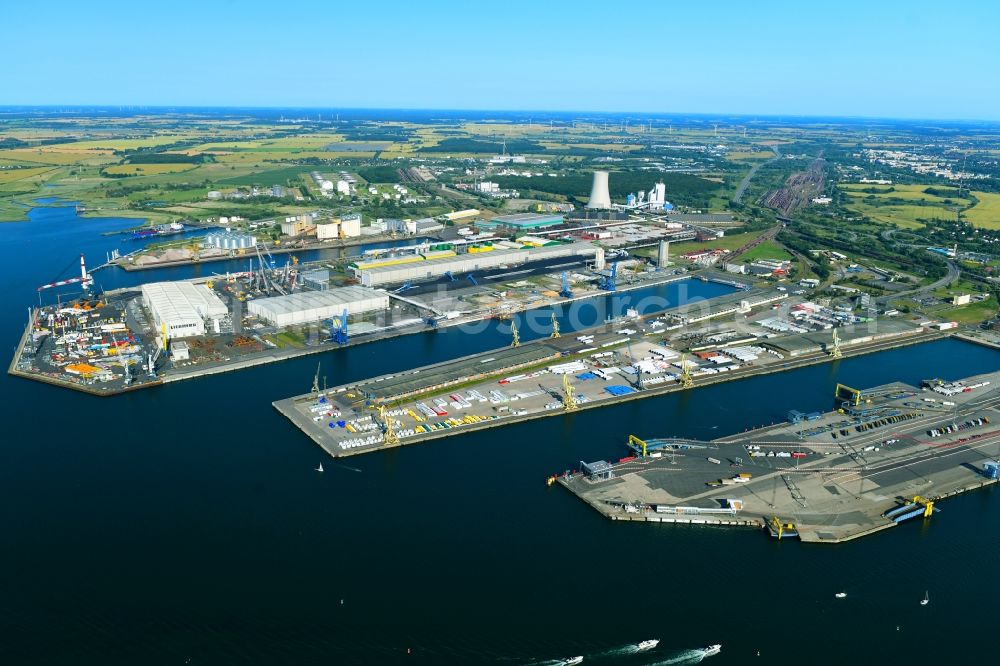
[2,204,1000,665]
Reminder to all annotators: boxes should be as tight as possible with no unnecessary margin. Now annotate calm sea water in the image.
[2,204,999,665]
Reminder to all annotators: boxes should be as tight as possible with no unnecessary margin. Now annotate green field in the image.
[218,166,310,187]
[659,230,766,257]
[735,240,792,262]
[937,297,998,324]
[965,191,1000,229]
[839,184,962,229]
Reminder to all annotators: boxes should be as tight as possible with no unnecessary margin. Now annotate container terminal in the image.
[7,237,699,395]
[272,297,945,459]
[551,370,1000,543]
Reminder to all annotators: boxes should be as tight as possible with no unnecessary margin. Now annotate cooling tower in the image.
[586,170,611,209]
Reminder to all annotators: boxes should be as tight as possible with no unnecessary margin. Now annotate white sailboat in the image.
[316,463,324,473]
[921,591,929,606]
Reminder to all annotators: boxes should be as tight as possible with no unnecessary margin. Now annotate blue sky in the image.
[4,0,998,120]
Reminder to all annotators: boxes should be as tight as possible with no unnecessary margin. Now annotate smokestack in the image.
[586,171,611,209]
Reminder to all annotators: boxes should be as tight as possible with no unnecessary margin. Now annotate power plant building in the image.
[247,286,389,327]
[141,281,229,340]
[586,171,612,209]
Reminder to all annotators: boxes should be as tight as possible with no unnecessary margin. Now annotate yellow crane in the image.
[563,374,577,411]
[510,319,520,348]
[679,353,694,388]
[550,312,560,338]
[380,404,399,446]
[912,495,935,517]
[628,434,648,457]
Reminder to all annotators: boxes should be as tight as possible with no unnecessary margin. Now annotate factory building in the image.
[247,286,389,327]
[316,221,340,240]
[281,216,314,236]
[141,281,229,340]
[340,213,362,238]
[357,242,599,287]
[491,213,564,231]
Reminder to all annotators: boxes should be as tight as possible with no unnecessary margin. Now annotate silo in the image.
[586,171,611,209]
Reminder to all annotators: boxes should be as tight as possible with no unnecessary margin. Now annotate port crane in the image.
[559,271,573,298]
[550,312,560,338]
[37,254,94,298]
[562,374,577,411]
[326,309,349,345]
[678,353,694,388]
[378,404,400,446]
[510,319,520,347]
[599,262,617,292]
[830,328,843,359]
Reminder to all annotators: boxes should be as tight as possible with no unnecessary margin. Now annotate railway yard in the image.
[556,370,1000,543]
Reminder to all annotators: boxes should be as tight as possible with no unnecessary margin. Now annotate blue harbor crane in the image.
[467,273,478,286]
[599,262,618,292]
[326,308,349,345]
[444,271,456,282]
[559,271,573,298]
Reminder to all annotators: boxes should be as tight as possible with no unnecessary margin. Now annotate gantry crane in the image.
[550,312,560,338]
[510,319,520,347]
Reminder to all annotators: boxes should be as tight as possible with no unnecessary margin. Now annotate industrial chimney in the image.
[586,171,611,209]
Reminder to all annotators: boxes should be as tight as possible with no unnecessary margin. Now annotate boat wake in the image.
[590,643,644,657]
[337,464,363,473]
[643,650,707,665]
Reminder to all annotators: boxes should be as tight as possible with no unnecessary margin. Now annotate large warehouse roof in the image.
[141,282,227,325]
[247,286,389,326]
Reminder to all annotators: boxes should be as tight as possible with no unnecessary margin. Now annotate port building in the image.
[141,282,229,340]
[247,286,389,327]
[356,243,600,287]
[490,213,564,231]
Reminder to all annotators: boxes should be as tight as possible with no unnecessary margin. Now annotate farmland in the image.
[965,191,1000,229]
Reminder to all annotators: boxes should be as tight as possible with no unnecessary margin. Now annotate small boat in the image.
[561,657,583,666]
[697,645,722,657]
[921,591,929,606]
[316,463,324,473]
[835,592,847,599]
[636,639,659,652]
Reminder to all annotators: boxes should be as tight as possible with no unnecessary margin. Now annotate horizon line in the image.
[0,104,998,126]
